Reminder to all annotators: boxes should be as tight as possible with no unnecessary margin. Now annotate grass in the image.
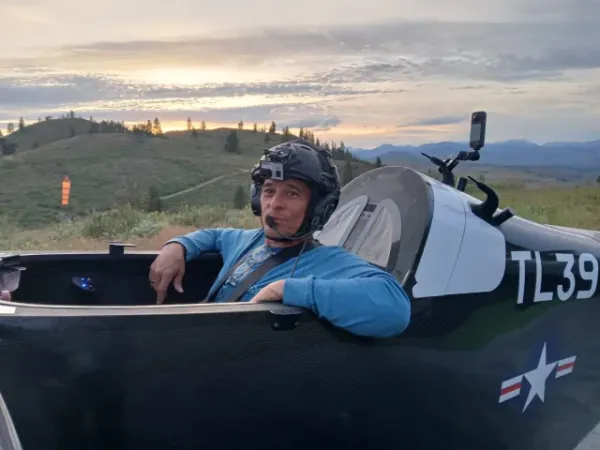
[0,120,377,229]
[1,179,598,253]
[464,180,600,230]
[3,117,94,151]
[1,117,599,252]
[0,203,260,252]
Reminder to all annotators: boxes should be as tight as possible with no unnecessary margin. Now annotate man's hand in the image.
[0,290,10,301]
[149,243,186,304]
[249,280,286,303]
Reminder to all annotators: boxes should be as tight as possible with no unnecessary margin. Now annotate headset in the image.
[249,139,341,241]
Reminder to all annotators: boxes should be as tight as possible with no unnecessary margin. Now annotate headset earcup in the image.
[250,182,261,216]
[310,191,339,231]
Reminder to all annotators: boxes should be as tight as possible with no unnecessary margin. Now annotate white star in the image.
[522,342,558,413]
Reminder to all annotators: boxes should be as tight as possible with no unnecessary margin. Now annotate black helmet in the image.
[250,139,341,237]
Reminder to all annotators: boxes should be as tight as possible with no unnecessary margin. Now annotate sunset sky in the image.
[2,0,599,148]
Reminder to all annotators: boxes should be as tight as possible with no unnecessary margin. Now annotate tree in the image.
[343,161,354,185]
[152,117,163,136]
[6,122,14,134]
[304,130,315,143]
[0,138,17,155]
[269,121,276,134]
[146,186,162,212]
[18,117,24,131]
[233,186,247,209]
[201,121,206,131]
[224,130,240,153]
[597,175,600,183]
[281,126,292,142]
[88,122,100,134]
[253,122,257,133]
[238,120,244,130]
[187,117,192,131]
[375,156,382,168]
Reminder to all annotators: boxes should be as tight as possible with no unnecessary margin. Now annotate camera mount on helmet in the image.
[249,139,341,241]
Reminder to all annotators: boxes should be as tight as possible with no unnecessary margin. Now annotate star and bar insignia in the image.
[498,342,576,413]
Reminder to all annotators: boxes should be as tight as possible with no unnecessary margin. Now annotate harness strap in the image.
[205,240,320,303]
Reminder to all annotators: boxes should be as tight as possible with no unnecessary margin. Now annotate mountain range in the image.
[350,139,600,171]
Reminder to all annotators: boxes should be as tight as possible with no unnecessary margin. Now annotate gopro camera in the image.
[259,161,284,180]
[470,111,487,151]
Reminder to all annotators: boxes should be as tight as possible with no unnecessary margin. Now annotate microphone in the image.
[265,215,277,229]
[265,214,313,277]
[265,214,312,242]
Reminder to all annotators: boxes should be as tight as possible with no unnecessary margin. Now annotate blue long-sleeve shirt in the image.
[166,227,411,338]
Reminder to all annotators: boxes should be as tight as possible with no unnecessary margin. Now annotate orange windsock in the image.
[61,176,71,206]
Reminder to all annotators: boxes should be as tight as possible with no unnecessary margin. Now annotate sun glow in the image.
[128,67,278,86]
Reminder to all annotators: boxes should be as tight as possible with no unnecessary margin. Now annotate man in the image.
[149,139,411,338]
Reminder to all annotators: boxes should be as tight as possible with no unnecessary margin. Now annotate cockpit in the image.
[314,166,433,284]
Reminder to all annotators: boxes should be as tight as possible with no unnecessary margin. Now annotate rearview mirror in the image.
[470,111,487,151]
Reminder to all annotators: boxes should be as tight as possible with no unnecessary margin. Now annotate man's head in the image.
[250,139,341,242]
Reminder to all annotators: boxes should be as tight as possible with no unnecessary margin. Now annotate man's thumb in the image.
[174,271,184,293]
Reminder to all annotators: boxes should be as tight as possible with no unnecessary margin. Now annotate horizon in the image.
[2,115,599,151]
[2,0,599,148]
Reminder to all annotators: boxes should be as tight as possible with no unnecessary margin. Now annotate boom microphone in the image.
[265,214,313,278]
[265,214,312,241]
[265,215,276,229]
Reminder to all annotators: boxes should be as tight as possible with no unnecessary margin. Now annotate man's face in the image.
[260,178,312,238]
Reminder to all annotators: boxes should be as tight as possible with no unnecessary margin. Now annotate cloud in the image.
[0,102,339,130]
[0,73,402,110]
[398,116,465,127]
[2,17,599,79]
[1,1,599,147]
[279,116,342,131]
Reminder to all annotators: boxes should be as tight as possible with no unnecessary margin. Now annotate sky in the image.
[1,0,599,149]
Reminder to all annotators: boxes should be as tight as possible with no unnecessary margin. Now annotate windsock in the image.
[61,176,71,206]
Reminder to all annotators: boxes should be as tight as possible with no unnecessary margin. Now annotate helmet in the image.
[250,139,341,238]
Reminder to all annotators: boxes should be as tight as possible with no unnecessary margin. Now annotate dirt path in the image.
[160,168,249,201]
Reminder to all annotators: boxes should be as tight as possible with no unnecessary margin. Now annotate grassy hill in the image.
[2,117,94,151]
[2,116,599,250]
[2,180,599,252]
[0,119,376,229]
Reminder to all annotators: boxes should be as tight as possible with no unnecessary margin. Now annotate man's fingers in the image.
[155,275,172,304]
[173,271,184,293]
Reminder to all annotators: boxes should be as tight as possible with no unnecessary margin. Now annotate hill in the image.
[1,117,97,152]
[351,139,600,182]
[0,120,376,229]
[2,181,599,252]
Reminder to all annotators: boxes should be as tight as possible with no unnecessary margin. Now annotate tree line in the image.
[1,113,365,164]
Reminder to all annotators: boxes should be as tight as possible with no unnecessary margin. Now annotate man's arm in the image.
[282,270,411,339]
[165,228,237,262]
